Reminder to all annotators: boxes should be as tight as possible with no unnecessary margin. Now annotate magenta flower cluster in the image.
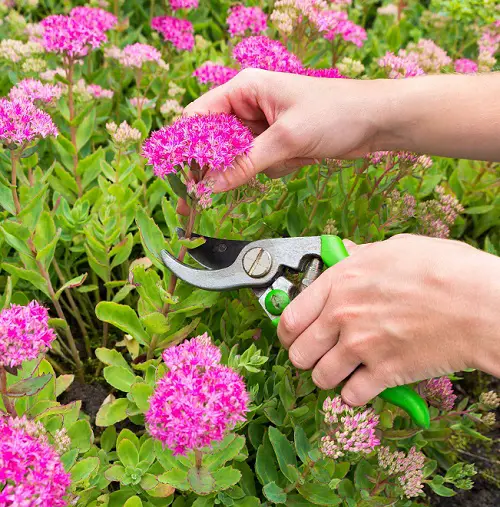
[378,446,425,498]
[168,0,199,10]
[9,78,63,105]
[227,5,268,38]
[187,180,215,209]
[0,301,57,368]
[142,112,254,178]
[304,67,344,78]
[0,416,71,507]
[313,10,367,47]
[40,7,116,58]
[420,376,457,412]
[0,97,58,147]
[193,62,238,87]
[454,58,478,74]
[151,16,195,51]
[320,396,380,460]
[146,334,249,455]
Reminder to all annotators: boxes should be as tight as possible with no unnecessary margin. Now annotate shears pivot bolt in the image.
[242,247,273,278]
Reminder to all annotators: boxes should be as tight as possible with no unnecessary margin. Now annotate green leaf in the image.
[263,482,287,504]
[68,419,93,453]
[118,438,139,467]
[61,449,79,472]
[333,462,350,479]
[188,466,216,495]
[297,483,342,505]
[7,374,52,397]
[76,108,96,151]
[212,466,242,491]
[268,426,298,482]
[141,312,170,335]
[255,441,279,485]
[167,173,188,200]
[464,205,495,214]
[95,398,131,427]
[55,273,88,300]
[354,460,375,490]
[96,302,151,346]
[110,233,134,269]
[178,237,206,249]
[101,426,117,452]
[159,468,190,490]
[135,206,167,269]
[1,263,49,296]
[294,426,312,464]
[104,365,137,392]
[140,473,158,490]
[429,483,456,497]
[124,495,143,507]
[204,434,246,471]
[129,382,153,412]
[95,347,132,370]
[105,464,126,482]
[55,374,74,397]
[70,457,99,483]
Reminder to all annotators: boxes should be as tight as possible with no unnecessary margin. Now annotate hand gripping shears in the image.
[161,230,430,428]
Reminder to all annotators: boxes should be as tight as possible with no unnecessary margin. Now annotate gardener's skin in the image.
[183,69,500,407]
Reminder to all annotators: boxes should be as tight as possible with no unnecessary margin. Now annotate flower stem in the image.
[10,151,21,215]
[0,366,17,417]
[194,449,203,470]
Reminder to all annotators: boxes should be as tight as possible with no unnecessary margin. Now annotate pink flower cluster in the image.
[142,112,254,178]
[168,0,199,10]
[151,16,195,51]
[114,43,165,69]
[146,334,249,455]
[320,396,380,459]
[368,151,432,169]
[313,10,367,47]
[478,20,500,71]
[227,5,268,37]
[9,78,63,105]
[232,35,303,73]
[187,180,214,209]
[378,446,425,498]
[405,39,451,73]
[0,301,56,368]
[0,98,58,147]
[303,67,344,78]
[40,8,116,58]
[86,82,114,100]
[378,51,425,79]
[420,376,456,412]
[0,416,71,507]
[454,58,478,74]
[193,61,238,87]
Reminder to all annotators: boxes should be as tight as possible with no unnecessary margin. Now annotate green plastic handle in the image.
[272,235,430,428]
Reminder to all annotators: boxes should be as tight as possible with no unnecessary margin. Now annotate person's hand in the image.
[184,68,386,192]
[277,234,500,406]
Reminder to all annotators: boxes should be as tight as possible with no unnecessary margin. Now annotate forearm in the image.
[373,73,500,161]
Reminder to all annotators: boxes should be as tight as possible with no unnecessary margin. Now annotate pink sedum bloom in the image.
[119,43,165,69]
[9,78,63,105]
[313,10,367,47]
[227,5,268,37]
[168,0,199,10]
[378,51,425,79]
[146,334,249,455]
[193,61,238,87]
[0,98,58,147]
[454,58,478,74]
[302,67,344,78]
[0,301,56,368]
[70,6,117,32]
[86,83,114,99]
[0,416,71,507]
[420,376,457,411]
[405,39,451,73]
[151,16,195,51]
[232,35,303,73]
[320,396,380,459]
[142,112,254,178]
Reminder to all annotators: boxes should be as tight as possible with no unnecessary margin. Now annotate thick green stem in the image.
[0,366,17,417]
[11,152,21,215]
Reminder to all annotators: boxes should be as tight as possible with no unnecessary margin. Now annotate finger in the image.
[311,341,361,389]
[263,157,316,179]
[184,82,234,116]
[176,198,190,217]
[341,366,387,406]
[288,309,340,370]
[278,270,333,349]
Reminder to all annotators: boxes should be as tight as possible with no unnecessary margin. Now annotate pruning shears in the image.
[160,230,430,429]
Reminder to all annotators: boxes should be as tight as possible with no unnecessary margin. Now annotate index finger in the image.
[184,80,234,116]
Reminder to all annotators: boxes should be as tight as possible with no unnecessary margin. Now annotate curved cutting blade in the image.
[176,227,250,269]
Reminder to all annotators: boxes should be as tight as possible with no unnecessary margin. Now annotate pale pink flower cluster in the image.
[169,0,198,10]
[454,58,478,74]
[193,61,238,87]
[378,3,398,16]
[378,51,425,78]
[420,376,456,411]
[106,121,142,147]
[313,9,367,47]
[0,416,71,507]
[478,20,500,71]
[146,334,249,455]
[320,396,380,460]
[40,7,116,58]
[389,190,417,219]
[378,446,425,498]
[479,390,500,409]
[187,180,214,209]
[85,82,114,100]
[151,16,195,51]
[142,112,254,178]
[405,39,451,73]
[0,98,58,148]
[0,301,56,368]
[106,43,168,69]
[39,67,66,82]
[368,151,432,169]
[270,0,327,36]
[227,5,268,37]
[160,99,184,117]
[0,39,43,63]
[9,78,63,105]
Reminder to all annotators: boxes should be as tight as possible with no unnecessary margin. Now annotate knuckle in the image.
[342,334,368,358]
[237,67,266,84]
[331,305,359,325]
[271,121,295,150]
[278,307,299,342]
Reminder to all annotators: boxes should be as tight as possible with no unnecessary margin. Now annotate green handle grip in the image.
[273,235,430,428]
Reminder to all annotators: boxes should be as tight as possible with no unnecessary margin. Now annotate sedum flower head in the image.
[313,10,367,47]
[0,416,71,507]
[479,390,499,409]
[227,5,268,37]
[378,51,425,79]
[378,446,425,498]
[85,82,114,100]
[405,39,451,73]
[69,6,117,32]
[106,121,142,147]
[0,39,43,63]
[9,78,63,105]
[420,376,456,411]
[146,334,248,455]
[151,16,195,51]
[302,67,344,78]
[337,56,365,77]
[168,0,199,10]
[0,98,58,148]
[193,61,238,87]
[320,396,380,459]
[107,42,168,70]
[160,99,184,117]
[232,35,303,73]
[142,112,254,178]
[454,58,478,74]
[21,57,47,74]
[271,0,328,36]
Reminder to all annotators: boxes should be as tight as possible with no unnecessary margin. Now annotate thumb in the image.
[341,366,387,406]
[209,125,290,192]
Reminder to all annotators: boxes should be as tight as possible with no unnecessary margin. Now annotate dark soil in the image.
[59,381,108,424]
